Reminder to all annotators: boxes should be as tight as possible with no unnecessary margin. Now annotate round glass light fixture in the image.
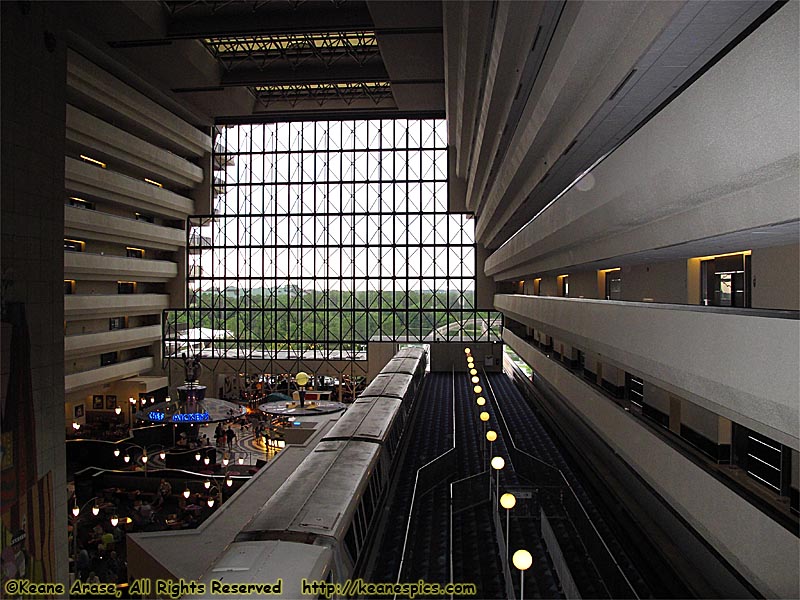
[207,497,215,508]
[473,385,482,394]
[91,504,100,517]
[469,369,477,376]
[72,503,80,517]
[512,549,533,571]
[114,406,122,415]
[476,397,486,406]
[464,348,471,355]
[194,452,201,461]
[159,451,166,460]
[123,454,130,463]
[203,457,210,465]
[486,430,497,442]
[479,411,490,422]
[110,515,119,527]
[203,479,211,490]
[471,376,480,384]
[491,456,505,470]
[500,493,517,510]
[113,449,120,457]
[183,488,190,499]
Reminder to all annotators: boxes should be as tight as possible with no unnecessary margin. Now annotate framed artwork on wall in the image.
[105,395,117,410]
[92,395,104,410]
[74,404,84,419]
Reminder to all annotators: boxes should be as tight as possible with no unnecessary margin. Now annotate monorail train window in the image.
[361,489,374,523]
[373,460,384,491]
[344,524,358,562]
[357,506,369,542]
[352,514,364,553]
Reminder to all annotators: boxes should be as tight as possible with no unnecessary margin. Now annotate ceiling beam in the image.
[166,4,374,39]
[219,61,390,87]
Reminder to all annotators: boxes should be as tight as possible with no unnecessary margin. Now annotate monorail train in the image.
[189,347,427,599]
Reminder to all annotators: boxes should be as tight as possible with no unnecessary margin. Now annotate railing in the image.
[496,293,800,320]
[541,509,581,599]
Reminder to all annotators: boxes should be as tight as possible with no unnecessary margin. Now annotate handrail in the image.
[484,364,639,599]
[498,293,800,320]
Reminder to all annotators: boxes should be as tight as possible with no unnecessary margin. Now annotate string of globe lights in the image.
[464,346,533,600]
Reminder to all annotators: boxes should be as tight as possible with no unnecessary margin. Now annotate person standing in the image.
[225,426,236,450]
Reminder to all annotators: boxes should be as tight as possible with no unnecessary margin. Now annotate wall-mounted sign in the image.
[148,411,211,422]
[171,412,211,422]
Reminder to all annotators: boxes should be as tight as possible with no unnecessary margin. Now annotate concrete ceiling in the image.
[60,0,444,123]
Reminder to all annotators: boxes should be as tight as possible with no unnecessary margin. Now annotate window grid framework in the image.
[165,119,501,361]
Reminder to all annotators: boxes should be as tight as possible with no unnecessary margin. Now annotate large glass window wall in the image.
[164,119,501,361]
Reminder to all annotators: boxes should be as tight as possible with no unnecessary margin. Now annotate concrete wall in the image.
[751,244,800,310]
[429,341,503,372]
[505,330,799,599]
[565,269,598,299]
[367,342,398,380]
[620,260,687,304]
[1,2,68,582]
[643,381,671,414]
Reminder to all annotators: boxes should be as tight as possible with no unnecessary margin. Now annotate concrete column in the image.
[1,1,68,583]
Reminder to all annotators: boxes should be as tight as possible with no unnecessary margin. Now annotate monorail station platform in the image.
[125,412,342,582]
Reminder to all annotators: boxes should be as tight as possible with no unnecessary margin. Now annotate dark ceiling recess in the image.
[141,0,444,117]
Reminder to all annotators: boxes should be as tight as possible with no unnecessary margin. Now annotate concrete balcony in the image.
[67,50,211,158]
[66,105,203,189]
[485,7,799,278]
[64,252,177,282]
[65,325,161,358]
[65,356,154,393]
[65,206,185,251]
[65,294,169,320]
[495,294,799,449]
[503,328,798,599]
[66,157,194,219]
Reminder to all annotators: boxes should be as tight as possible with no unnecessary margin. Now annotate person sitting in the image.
[103,551,121,584]
[138,501,154,522]
[101,531,114,552]
[76,548,91,581]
